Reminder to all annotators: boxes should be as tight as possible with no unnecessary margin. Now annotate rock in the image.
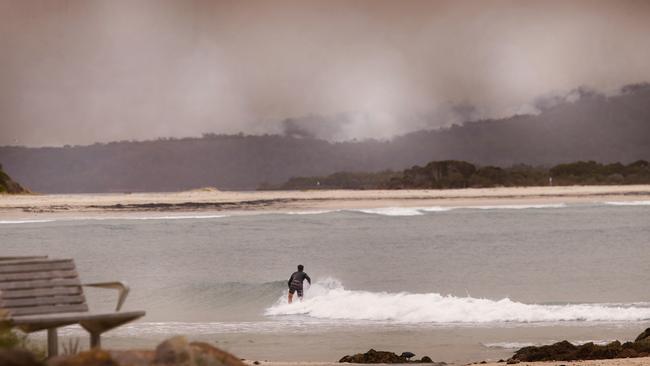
[509,337,650,362]
[339,350,442,364]
[48,337,247,366]
[401,352,416,359]
[636,328,650,342]
[623,339,650,354]
[107,350,153,366]
[618,348,639,358]
[189,341,248,366]
[0,349,44,366]
[506,359,519,364]
[154,336,192,364]
[339,349,408,363]
[511,340,577,362]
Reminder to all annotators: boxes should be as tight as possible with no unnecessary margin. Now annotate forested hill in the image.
[273,160,650,190]
[0,164,28,194]
[1,83,649,193]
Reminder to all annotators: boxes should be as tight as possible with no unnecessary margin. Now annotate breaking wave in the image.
[265,278,650,324]
[0,219,56,224]
[348,203,566,217]
[604,200,650,206]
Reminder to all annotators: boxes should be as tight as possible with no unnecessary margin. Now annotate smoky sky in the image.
[1,0,650,146]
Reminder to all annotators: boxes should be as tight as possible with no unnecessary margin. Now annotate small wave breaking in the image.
[348,203,566,217]
[265,278,650,323]
[604,200,650,206]
[0,219,56,224]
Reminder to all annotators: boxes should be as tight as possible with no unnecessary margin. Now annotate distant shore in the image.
[0,185,649,218]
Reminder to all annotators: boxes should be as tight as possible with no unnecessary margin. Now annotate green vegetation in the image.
[262,170,401,190]
[0,326,45,359]
[266,160,650,190]
[0,326,25,349]
[0,163,28,194]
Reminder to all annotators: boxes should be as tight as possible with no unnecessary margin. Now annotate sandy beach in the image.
[1,185,649,219]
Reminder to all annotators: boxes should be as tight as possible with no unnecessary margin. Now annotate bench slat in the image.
[0,278,81,291]
[0,256,48,261]
[0,261,75,274]
[0,270,78,282]
[8,304,89,317]
[1,295,86,308]
[0,287,83,299]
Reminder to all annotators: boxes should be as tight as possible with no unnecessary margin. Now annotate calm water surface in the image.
[2,202,649,362]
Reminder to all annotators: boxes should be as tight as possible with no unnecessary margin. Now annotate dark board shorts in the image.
[289,286,304,297]
[289,278,304,297]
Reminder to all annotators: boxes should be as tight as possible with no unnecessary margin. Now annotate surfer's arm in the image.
[305,274,311,284]
[288,275,293,287]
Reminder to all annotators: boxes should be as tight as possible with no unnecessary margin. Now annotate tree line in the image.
[268,160,650,190]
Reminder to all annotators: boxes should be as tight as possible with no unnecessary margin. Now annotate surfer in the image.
[288,264,311,303]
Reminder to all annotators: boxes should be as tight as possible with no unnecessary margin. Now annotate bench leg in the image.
[90,332,101,349]
[47,328,58,357]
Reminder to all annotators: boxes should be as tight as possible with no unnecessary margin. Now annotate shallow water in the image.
[2,201,650,362]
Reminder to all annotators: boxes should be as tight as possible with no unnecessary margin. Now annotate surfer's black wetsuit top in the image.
[288,271,311,290]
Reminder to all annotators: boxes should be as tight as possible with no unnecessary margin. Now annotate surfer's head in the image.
[297,264,304,271]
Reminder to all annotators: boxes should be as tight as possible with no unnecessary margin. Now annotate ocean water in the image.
[2,201,650,363]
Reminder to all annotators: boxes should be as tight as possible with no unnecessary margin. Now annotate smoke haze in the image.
[1,0,650,146]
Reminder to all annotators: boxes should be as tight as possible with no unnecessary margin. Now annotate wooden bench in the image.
[0,256,48,261]
[0,258,145,356]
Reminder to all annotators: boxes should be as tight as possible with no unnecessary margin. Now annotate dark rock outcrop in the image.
[509,329,650,362]
[339,349,442,364]
[635,328,650,342]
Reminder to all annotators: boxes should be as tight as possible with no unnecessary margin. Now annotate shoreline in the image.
[0,185,649,218]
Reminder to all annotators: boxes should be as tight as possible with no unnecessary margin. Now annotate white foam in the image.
[124,215,228,220]
[0,219,56,224]
[265,278,650,323]
[604,200,650,206]
[351,207,427,216]
[284,210,337,215]
[349,204,565,217]
[418,207,456,212]
[482,342,537,349]
[468,203,567,210]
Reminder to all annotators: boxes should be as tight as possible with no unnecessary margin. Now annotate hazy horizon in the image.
[2,0,650,147]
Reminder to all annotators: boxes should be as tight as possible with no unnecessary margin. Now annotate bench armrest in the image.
[83,281,130,311]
